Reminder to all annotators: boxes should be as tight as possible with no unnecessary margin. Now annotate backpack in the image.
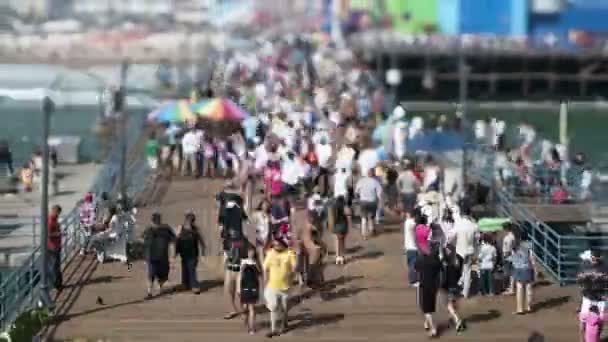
[240,263,259,293]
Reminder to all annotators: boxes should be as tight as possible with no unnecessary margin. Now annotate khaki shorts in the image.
[264,287,289,312]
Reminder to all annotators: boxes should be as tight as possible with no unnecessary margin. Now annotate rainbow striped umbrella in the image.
[148,100,197,123]
[193,98,249,121]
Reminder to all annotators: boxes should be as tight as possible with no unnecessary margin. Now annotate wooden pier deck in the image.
[45,177,581,342]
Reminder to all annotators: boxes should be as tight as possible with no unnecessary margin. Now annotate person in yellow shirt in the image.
[263,237,297,338]
[20,163,33,192]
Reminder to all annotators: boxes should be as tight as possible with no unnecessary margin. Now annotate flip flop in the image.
[224,312,239,320]
[512,311,525,315]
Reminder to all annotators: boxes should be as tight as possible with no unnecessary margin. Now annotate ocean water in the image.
[0,64,158,166]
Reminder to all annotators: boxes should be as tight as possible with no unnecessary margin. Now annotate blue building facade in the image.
[437,0,528,36]
[529,0,608,50]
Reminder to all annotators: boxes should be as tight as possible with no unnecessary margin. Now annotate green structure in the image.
[347,0,438,34]
[387,0,438,33]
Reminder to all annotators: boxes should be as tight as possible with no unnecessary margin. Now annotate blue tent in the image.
[408,131,465,153]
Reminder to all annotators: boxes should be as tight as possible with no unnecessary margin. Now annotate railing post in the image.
[29,253,35,305]
[541,222,547,266]
[32,216,37,249]
[557,235,562,285]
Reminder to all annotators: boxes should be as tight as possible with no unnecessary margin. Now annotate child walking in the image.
[237,246,261,335]
[478,234,497,296]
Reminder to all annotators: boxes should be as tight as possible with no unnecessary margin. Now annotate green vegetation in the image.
[0,307,49,342]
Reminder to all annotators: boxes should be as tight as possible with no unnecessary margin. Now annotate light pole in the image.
[118,60,129,200]
[458,38,469,194]
[39,96,55,310]
[386,56,402,113]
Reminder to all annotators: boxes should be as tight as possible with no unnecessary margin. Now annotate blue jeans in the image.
[406,250,418,284]
[181,258,198,289]
[479,269,495,295]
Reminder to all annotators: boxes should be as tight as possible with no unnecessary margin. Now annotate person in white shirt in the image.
[181,129,199,177]
[449,206,479,298]
[478,234,497,296]
[358,148,379,177]
[403,212,418,286]
[355,168,383,239]
[335,144,356,172]
[501,223,516,295]
[333,167,352,201]
[281,152,302,200]
[315,139,333,197]
[392,121,408,160]
[423,156,440,193]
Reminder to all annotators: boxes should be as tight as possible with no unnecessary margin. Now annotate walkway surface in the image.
[46,176,581,342]
[0,163,101,267]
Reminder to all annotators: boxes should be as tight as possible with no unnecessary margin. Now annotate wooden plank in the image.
[43,177,581,342]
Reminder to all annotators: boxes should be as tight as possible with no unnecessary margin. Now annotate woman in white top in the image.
[253,199,271,266]
[333,168,350,201]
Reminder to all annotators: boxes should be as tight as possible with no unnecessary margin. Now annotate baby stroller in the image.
[89,209,136,263]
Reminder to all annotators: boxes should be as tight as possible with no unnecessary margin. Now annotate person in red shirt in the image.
[47,204,63,290]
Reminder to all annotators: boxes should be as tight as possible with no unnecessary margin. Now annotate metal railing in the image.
[0,109,151,331]
[469,144,608,285]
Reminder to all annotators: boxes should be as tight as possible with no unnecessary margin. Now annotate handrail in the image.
[0,111,151,331]
[469,144,607,285]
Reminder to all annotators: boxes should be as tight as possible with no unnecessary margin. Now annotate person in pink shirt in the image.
[580,305,604,342]
[415,213,431,255]
[264,161,282,200]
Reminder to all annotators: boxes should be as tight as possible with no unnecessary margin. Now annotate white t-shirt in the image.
[403,217,417,251]
[358,149,379,176]
[453,218,478,257]
[474,120,487,141]
[281,159,301,185]
[336,146,355,171]
[423,166,440,190]
[254,145,268,171]
[355,176,382,203]
[502,232,516,257]
[333,171,350,198]
[478,243,497,270]
[329,111,342,126]
[315,144,333,168]
[181,131,199,155]
[392,124,407,159]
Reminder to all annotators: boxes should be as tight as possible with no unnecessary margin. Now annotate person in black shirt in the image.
[440,244,466,333]
[415,245,442,338]
[216,181,247,259]
[176,211,205,294]
[143,212,176,298]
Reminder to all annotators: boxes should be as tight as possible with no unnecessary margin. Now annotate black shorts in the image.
[147,260,169,283]
[401,193,417,213]
[442,287,460,301]
[360,202,377,217]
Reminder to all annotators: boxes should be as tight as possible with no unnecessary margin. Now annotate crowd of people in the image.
[41,34,607,341]
[473,118,593,203]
